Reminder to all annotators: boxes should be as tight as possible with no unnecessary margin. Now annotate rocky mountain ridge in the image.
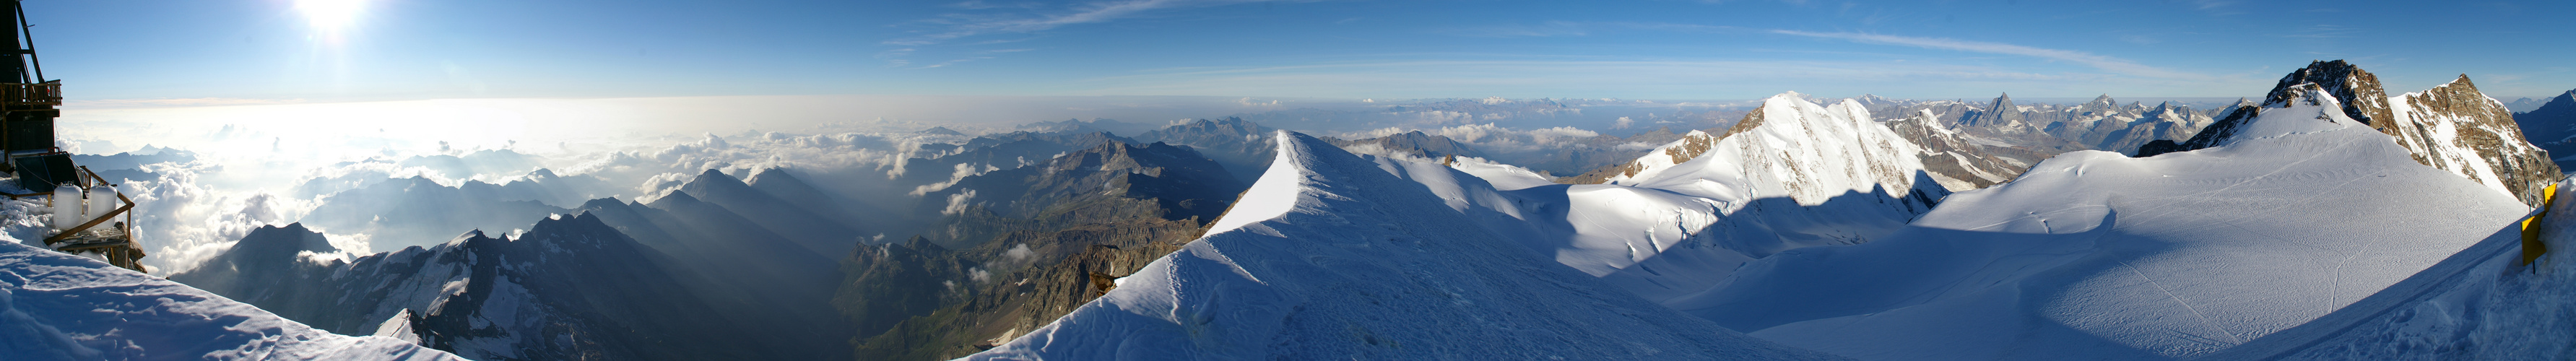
[2144,60,2559,206]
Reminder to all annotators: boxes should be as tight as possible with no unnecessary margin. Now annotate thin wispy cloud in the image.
[916,56,995,69]
[1443,21,1588,38]
[883,0,1289,67]
[1769,30,2213,81]
[1070,58,2116,99]
[889,0,1283,46]
[1440,21,1740,38]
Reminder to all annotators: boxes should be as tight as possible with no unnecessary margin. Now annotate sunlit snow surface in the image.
[1384,92,1946,305]
[2210,180,2576,360]
[967,131,1839,360]
[1678,87,2535,360]
[0,241,461,360]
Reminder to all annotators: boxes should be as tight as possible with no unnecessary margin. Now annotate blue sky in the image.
[23,0,2576,103]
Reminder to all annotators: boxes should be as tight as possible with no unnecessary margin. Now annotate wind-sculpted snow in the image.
[1681,87,2533,360]
[0,240,462,360]
[968,131,1840,360]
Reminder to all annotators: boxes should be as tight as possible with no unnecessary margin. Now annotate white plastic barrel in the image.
[49,184,78,231]
[85,184,116,220]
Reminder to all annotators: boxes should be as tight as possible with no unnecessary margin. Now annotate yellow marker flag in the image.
[2523,183,2557,266]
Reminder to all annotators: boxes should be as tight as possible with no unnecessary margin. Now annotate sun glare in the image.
[295,0,366,36]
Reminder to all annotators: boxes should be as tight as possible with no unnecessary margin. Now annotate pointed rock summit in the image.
[1969,92,2028,129]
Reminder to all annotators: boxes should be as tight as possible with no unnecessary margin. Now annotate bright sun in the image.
[295,0,366,35]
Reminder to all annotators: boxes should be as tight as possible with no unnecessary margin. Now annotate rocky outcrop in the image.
[2161,61,2393,153]
[2387,76,2562,206]
[1888,109,2027,189]
[1553,128,1722,185]
[838,139,1249,360]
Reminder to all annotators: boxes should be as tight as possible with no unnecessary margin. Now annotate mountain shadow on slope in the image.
[170,214,807,360]
[297,176,572,249]
[2512,89,2576,170]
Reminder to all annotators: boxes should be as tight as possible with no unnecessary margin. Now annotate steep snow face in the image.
[1605,92,1945,206]
[1683,87,2533,360]
[0,241,461,360]
[2385,76,2562,206]
[968,131,1838,360]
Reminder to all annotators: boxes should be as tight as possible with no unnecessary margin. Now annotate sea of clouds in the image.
[52,95,1758,274]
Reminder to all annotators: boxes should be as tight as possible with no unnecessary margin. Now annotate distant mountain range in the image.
[49,58,2575,361]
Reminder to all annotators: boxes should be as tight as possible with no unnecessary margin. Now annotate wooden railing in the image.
[1,81,61,106]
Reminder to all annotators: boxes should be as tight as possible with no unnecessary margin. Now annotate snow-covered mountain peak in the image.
[1201,130,1300,236]
[973,131,1839,360]
[1608,92,1940,206]
[443,229,486,247]
[2191,83,2368,148]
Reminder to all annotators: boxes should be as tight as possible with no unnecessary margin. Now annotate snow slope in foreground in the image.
[0,240,461,360]
[2206,179,2576,360]
[967,131,1839,360]
[1679,86,2533,360]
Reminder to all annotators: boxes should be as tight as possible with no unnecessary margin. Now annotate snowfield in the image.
[1676,86,2536,360]
[0,240,461,360]
[2208,179,2576,360]
[967,131,1840,360]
